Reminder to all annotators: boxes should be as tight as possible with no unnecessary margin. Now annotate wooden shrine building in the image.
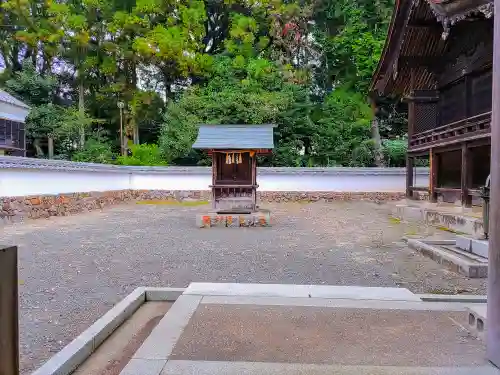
[371,0,494,206]
[192,124,275,213]
[0,89,29,156]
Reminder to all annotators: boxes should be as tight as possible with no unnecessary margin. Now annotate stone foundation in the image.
[197,210,272,228]
[0,190,405,225]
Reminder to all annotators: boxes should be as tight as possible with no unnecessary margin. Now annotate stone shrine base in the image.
[196,209,271,228]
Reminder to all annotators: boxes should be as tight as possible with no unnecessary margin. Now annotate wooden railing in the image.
[410,111,491,150]
[0,245,19,375]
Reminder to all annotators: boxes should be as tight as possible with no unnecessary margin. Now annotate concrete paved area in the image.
[1,202,487,374]
[172,305,484,366]
[116,283,496,375]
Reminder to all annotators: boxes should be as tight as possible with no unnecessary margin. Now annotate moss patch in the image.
[435,225,466,235]
[388,216,401,224]
[136,200,209,206]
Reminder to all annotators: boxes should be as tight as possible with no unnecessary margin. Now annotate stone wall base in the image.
[0,190,405,225]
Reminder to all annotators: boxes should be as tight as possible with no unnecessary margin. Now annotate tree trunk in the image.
[48,137,54,159]
[78,81,85,148]
[370,100,384,167]
[371,117,383,166]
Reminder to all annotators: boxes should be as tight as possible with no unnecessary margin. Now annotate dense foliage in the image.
[0,0,406,167]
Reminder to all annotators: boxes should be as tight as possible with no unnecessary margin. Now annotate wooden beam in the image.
[430,148,438,203]
[461,143,472,207]
[406,156,414,199]
[487,0,500,363]
[407,20,442,29]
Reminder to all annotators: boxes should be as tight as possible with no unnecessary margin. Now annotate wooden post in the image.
[406,155,414,199]
[0,245,19,375]
[461,143,472,207]
[488,0,500,365]
[48,137,54,159]
[251,153,257,211]
[430,149,438,203]
[211,152,217,210]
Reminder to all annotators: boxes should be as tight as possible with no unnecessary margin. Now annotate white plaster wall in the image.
[0,158,430,197]
[259,174,428,192]
[131,173,210,191]
[0,102,29,122]
[0,169,130,196]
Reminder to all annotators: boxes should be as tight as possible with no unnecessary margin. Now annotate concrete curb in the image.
[31,287,186,375]
[417,294,487,303]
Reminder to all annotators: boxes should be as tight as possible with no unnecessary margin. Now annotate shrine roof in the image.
[369,0,493,97]
[192,124,276,150]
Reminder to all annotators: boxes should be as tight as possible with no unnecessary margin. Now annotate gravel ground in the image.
[1,201,486,374]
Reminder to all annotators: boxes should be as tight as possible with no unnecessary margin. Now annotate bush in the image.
[117,143,167,166]
[72,138,117,164]
[382,138,407,167]
[350,139,376,167]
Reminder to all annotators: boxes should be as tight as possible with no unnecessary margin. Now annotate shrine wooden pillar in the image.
[461,143,472,207]
[406,155,414,198]
[430,148,438,203]
[0,245,19,375]
[487,0,500,365]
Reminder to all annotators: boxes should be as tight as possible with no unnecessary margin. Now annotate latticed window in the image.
[414,102,438,133]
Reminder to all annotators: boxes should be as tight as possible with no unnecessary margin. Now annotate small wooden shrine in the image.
[192,124,275,213]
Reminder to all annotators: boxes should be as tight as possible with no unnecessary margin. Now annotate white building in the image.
[0,89,30,156]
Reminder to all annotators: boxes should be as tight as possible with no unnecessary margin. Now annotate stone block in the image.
[238,215,255,227]
[197,215,211,228]
[120,359,167,375]
[210,215,226,227]
[226,215,239,228]
[471,239,489,259]
[456,236,472,252]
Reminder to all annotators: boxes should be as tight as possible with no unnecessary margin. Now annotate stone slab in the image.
[200,296,470,311]
[407,239,487,278]
[456,236,472,252]
[132,295,202,360]
[394,205,484,238]
[471,239,489,259]
[120,359,166,375]
[184,283,420,301]
[170,304,486,366]
[32,287,146,375]
[162,361,500,375]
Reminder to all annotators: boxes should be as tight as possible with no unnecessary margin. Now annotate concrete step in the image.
[406,239,487,278]
[393,204,484,238]
[160,361,500,375]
